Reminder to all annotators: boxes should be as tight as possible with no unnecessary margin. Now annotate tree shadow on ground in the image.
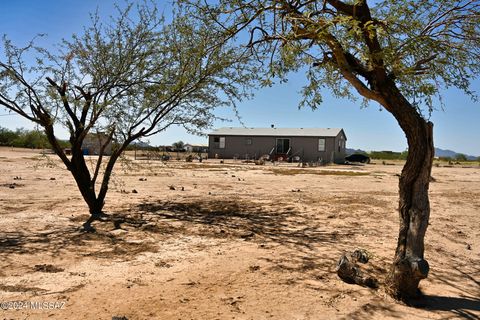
[426,241,480,297]
[133,198,390,289]
[2,197,476,319]
[0,197,355,260]
[411,295,480,320]
[343,253,480,320]
[0,227,82,255]
[342,295,480,320]
[135,198,358,253]
[133,198,480,320]
[417,257,480,319]
[0,225,158,260]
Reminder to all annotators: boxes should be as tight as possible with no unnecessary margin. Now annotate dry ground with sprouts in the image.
[0,147,479,319]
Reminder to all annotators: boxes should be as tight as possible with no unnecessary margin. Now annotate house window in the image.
[318,138,325,152]
[213,136,225,149]
[276,138,290,153]
[219,137,225,148]
[245,138,252,145]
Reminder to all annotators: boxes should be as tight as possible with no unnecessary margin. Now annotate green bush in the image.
[0,127,17,146]
[0,126,69,149]
[368,150,408,160]
[455,153,468,162]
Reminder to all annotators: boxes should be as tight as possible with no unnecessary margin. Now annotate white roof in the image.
[209,127,345,138]
[185,143,208,147]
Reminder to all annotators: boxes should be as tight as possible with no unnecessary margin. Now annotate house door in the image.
[276,138,290,154]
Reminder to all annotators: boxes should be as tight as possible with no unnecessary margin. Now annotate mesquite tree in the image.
[0,3,255,230]
[184,0,480,300]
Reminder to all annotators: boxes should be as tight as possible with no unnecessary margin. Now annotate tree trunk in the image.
[381,83,435,300]
[70,148,101,210]
[43,124,105,220]
[81,144,130,230]
[44,124,132,231]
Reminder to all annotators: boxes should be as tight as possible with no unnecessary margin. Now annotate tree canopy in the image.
[182,0,480,300]
[1,3,256,145]
[0,2,257,229]
[185,0,479,113]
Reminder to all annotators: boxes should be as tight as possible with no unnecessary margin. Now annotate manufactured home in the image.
[184,143,209,153]
[82,132,113,156]
[208,127,347,163]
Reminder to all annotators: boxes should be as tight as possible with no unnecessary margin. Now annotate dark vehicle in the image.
[345,154,370,164]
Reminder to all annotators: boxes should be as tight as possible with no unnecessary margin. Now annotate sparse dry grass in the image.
[268,168,370,176]
[0,147,479,320]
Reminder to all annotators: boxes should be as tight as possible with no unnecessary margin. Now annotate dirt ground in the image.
[0,147,479,320]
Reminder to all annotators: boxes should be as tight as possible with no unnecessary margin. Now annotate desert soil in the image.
[0,147,479,320]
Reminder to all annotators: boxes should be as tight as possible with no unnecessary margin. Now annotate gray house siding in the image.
[82,133,113,156]
[334,131,347,163]
[208,135,276,159]
[208,128,347,163]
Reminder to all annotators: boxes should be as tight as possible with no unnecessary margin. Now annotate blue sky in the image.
[1,1,479,156]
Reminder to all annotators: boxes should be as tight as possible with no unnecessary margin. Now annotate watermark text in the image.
[1,301,66,310]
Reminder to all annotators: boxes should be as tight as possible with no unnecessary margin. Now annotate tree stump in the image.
[336,250,378,289]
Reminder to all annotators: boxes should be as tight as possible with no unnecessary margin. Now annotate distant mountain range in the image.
[346,147,478,160]
[434,148,477,160]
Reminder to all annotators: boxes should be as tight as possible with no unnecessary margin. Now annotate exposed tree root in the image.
[336,249,378,289]
[82,212,110,233]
